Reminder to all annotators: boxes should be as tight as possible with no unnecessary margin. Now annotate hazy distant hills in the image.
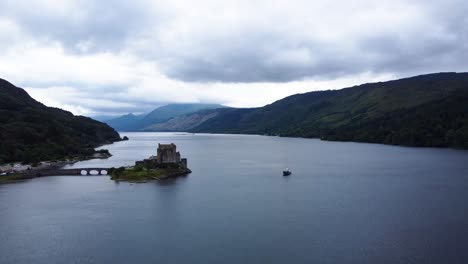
[142,108,232,132]
[191,73,468,149]
[104,113,142,131]
[0,78,122,164]
[104,103,226,131]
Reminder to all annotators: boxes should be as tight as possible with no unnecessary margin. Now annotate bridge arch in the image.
[32,168,112,177]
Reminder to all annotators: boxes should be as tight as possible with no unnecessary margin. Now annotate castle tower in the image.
[157,143,179,163]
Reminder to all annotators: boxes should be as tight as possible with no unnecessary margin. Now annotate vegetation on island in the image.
[191,72,468,149]
[0,78,122,164]
[109,164,191,182]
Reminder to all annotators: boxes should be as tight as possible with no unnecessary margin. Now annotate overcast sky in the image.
[0,0,467,116]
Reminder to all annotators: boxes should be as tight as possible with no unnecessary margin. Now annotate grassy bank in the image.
[109,166,191,183]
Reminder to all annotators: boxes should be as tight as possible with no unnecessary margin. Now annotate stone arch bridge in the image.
[20,168,111,177]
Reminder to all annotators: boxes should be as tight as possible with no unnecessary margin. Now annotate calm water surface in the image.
[1,133,468,264]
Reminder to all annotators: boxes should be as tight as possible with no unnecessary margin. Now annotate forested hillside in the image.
[191,73,468,149]
[0,78,122,163]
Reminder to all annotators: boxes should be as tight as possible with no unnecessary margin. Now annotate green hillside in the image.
[192,73,468,149]
[0,78,122,164]
[142,108,230,132]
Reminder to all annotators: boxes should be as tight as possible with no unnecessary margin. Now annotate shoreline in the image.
[181,132,468,151]
[0,152,112,184]
[120,131,468,151]
[110,167,192,183]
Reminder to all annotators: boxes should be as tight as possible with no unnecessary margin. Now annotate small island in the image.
[109,143,191,182]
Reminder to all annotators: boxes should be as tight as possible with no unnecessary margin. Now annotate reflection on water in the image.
[1,132,468,264]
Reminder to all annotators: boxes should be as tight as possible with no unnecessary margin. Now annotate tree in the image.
[134,164,144,172]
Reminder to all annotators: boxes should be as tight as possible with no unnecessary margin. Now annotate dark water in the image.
[1,133,468,264]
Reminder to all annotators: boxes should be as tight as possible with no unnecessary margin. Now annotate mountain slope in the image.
[0,78,122,163]
[104,113,142,131]
[142,108,231,132]
[105,103,225,131]
[192,73,468,149]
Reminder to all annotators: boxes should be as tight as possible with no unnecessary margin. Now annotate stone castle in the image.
[136,143,187,169]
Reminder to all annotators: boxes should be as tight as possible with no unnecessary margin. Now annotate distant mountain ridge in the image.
[142,108,231,132]
[0,78,122,164]
[105,113,142,131]
[105,103,226,131]
[189,72,468,149]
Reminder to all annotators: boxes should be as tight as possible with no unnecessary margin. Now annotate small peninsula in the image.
[110,143,191,182]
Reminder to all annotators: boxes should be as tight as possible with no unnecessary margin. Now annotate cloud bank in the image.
[0,0,466,116]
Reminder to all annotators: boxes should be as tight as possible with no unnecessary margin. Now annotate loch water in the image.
[1,133,468,264]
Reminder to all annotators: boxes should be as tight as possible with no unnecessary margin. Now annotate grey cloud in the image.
[3,0,468,116]
[359,27,468,75]
[158,32,349,82]
[3,0,467,83]
[163,32,468,83]
[86,103,155,116]
[161,42,366,82]
[0,0,151,53]
[154,1,468,83]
